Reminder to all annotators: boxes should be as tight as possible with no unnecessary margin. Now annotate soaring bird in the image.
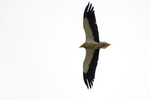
[80,2,110,89]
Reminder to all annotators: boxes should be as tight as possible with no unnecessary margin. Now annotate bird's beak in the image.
[79,44,84,48]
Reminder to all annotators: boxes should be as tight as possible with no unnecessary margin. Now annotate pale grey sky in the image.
[0,0,150,100]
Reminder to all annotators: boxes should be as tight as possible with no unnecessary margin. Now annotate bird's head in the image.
[80,42,88,48]
[79,43,85,48]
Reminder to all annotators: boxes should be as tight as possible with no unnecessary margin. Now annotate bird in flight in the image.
[80,2,110,89]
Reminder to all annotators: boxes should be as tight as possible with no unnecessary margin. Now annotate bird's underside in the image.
[80,41,110,88]
[81,2,110,89]
[80,41,110,49]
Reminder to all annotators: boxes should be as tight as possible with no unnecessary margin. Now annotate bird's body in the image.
[80,2,110,89]
[80,41,110,49]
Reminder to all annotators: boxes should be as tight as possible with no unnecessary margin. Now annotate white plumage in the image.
[80,2,110,89]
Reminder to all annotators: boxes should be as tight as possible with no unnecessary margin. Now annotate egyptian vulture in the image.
[80,2,110,89]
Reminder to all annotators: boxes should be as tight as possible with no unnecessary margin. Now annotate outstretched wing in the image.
[83,2,100,42]
[83,49,99,88]
[83,3,100,89]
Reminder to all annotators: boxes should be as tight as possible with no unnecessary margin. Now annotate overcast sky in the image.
[0,0,150,100]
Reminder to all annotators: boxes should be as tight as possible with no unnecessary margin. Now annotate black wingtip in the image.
[83,73,89,89]
[83,73,94,89]
[83,2,94,18]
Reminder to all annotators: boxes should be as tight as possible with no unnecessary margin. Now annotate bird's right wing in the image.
[83,49,99,88]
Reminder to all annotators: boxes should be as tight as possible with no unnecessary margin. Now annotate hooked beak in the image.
[79,44,84,48]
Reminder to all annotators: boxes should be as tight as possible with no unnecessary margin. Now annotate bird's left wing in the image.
[83,2,100,42]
